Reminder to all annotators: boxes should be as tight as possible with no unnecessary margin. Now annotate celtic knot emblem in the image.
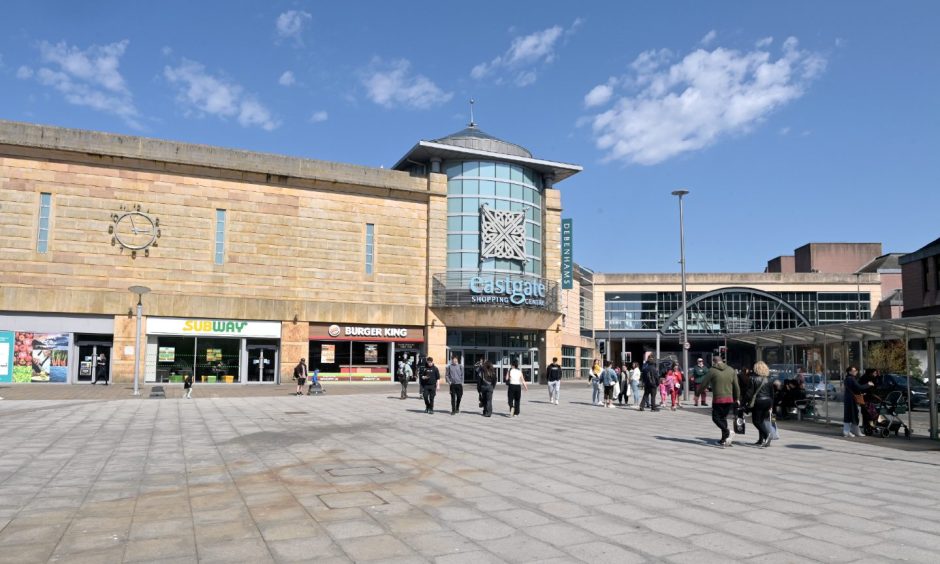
[480,204,527,262]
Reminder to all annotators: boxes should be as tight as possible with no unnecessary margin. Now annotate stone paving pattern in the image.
[1,386,940,563]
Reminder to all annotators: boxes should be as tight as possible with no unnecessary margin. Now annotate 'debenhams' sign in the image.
[469,276,547,307]
[147,317,281,338]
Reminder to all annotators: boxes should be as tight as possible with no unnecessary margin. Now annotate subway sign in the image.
[469,276,547,307]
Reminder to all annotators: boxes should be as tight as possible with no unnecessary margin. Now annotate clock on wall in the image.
[109,204,161,258]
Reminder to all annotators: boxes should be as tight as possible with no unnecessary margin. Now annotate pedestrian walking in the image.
[658,375,668,407]
[691,357,709,406]
[293,358,308,396]
[479,360,496,417]
[507,359,528,416]
[93,353,109,385]
[446,355,465,415]
[842,365,871,438]
[419,357,441,414]
[545,357,562,405]
[640,357,660,411]
[629,362,641,405]
[590,359,602,406]
[745,361,774,447]
[183,371,193,399]
[397,360,413,399]
[696,355,740,447]
[665,363,683,410]
[616,365,629,405]
[601,361,618,408]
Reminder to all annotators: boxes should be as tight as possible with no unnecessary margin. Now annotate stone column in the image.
[280,320,309,383]
[425,171,448,363]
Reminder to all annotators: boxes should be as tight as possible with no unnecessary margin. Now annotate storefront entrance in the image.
[247,343,278,383]
[453,348,539,384]
[76,341,111,384]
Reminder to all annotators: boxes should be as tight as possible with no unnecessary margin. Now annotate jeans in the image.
[547,380,560,403]
[422,387,436,411]
[508,384,522,415]
[449,383,463,412]
[591,379,602,405]
[712,402,734,441]
[480,387,493,416]
[400,379,408,399]
[630,381,640,404]
[641,386,657,409]
[752,398,773,441]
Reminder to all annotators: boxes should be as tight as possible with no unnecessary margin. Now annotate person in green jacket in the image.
[691,357,709,406]
[696,355,740,447]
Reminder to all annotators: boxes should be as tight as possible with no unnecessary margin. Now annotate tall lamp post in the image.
[671,190,690,401]
[129,285,151,396]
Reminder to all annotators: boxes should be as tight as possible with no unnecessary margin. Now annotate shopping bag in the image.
[734,417,746,435]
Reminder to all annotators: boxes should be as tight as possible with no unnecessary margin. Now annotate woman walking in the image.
[590,359,602,406]
[665,362,683,410]
[629,362,641,406]
[747,361,774,447]
[843,366,872,437]
[479,360,497,417]
[507,359,528,417]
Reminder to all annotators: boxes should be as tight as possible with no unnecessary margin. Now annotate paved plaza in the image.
[1,386,940,563]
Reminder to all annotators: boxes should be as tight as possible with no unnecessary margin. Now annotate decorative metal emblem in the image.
[109,204,161,258]
[480,204,526,263]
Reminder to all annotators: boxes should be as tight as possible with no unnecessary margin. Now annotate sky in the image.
[1,1,937,274]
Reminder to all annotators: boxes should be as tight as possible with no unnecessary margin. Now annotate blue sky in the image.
[1,1,937,273]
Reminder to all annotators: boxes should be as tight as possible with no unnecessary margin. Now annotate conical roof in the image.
[432,125,532,158]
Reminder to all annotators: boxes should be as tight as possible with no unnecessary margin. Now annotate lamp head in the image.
[671,189,690,197]
[128,285,151,295]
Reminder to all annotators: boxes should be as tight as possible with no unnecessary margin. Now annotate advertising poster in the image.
[364,344,378,363]
[205,348,222,362]
[0,331,13,383]
[13,332,69,383]
[321,344,335,363]
[158,347,175,362]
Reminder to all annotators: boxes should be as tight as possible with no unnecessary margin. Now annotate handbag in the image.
[770,414,780,440]
[613,382,621,396]
[734,416,746,435]
[853,393,865,406]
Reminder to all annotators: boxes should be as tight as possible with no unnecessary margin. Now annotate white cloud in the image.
[779,126,791,136]
[279,70,295,86]
[276,10,312,44]
[309,110,328,123]
[28,40,140,128]
[701,30,717,46]
[756,36,773,48]
[586,37,826,165]
[362,58,452,110]
[161,46,173,56]
[163,59,279,130]
[584,81,614,108]
[470,19,580,86]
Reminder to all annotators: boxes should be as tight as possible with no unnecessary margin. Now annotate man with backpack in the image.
[639,355,660,411]
[397,360,413,399]
[545,357,562,405]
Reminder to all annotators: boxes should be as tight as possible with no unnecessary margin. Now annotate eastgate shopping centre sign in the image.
[468,276,547,307]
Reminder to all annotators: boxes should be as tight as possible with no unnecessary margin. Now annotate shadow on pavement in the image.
[784,444,824,450]
[654,435,716,447]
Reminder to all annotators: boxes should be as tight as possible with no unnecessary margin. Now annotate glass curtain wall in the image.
[445,160,543,276]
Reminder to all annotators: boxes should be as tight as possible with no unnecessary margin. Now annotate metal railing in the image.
[431,271,560,313]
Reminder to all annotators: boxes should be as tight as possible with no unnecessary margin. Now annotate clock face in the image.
[111,211,160,251]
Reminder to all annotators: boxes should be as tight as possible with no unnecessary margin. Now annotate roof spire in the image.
[468,98,476,128]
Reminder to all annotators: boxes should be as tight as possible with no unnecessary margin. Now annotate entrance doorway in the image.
[247,345,278,383]
[76,342,111,384]
[451,348,539,384]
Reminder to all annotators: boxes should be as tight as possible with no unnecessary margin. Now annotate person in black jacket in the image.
[479,360,497,417]
[419,357,441,414]
[639,356,660,412]
[545,357,562,405]
[744,361,775,447]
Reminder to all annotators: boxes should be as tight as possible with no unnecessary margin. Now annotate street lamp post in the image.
[129,285,151,396]
[671,189,690,401]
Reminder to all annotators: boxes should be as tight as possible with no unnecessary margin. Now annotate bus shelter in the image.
[729,315,940,439]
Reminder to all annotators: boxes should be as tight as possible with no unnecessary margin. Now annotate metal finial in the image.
[468,98,476,127]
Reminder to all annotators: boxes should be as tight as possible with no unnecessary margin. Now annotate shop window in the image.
[195,338,240,383]
[365,223,374,275]
[214,209,226,265]
[37,192,51,253]
[155,337,196,383]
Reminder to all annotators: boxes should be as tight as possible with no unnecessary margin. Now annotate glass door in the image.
[76,344,110,384]
[247,346,278,383]
[462,350,486,383]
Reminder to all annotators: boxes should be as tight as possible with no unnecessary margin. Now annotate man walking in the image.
[696,355,740,447]
[445,355,464,415]
[639,356,660,411]
[691,357,709,406]
[293,358,308,396]
[419,357,441,414]
[397,360,413,399]
[545,357,562,405]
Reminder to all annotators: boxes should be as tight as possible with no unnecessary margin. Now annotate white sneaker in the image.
[843,432,856,438]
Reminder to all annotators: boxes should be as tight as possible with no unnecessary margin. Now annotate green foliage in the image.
[864,340,911,374]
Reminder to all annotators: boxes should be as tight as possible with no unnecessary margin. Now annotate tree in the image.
[865,340,920,375]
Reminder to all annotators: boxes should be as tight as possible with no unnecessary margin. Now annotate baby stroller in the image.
[864,391,911,439]
[307,370,325,395]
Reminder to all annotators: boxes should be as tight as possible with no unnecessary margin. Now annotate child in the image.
[183,371,193,399]
[658,376,668,407]
[307,368,320,395]
[665,363,682,410]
